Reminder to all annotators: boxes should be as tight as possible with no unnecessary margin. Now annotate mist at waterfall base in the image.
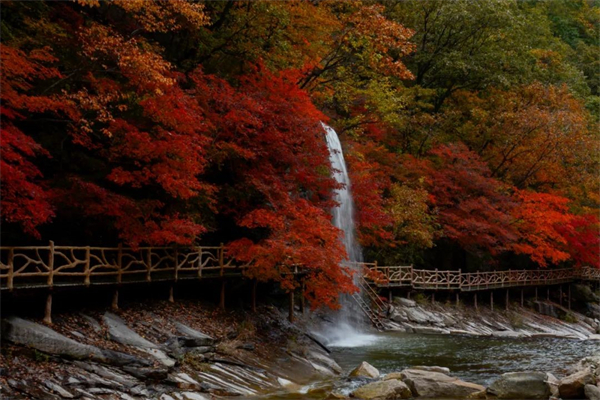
[317,123,380,348]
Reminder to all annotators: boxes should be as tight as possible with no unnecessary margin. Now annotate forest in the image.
[2,0,599,309]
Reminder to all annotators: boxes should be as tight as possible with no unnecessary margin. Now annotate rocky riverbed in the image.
[0,300,343,399]
[335,356,600,400]
[1,283,598,399]
[380,285,599,340]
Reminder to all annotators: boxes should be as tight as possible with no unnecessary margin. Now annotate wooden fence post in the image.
[251,280,257,312]
[490,291,494,312]
[474,292,478,311]
[456,292,460,307]
[505,289,509,311]
[288,290,295,323]
[44,292,53,325]
[84,246,91,286]
[47,241,55,287]
[219,243,225,309]
[520,289,524,307]
[568,284,571,310]
[559,285,563,306]
[146,248,152,282]
[300,281,305,315]
[44,241,55,325]
[112,290,119,311]
[7,248,14,291]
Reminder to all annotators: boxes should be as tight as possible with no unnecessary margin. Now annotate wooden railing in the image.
[0,242,247,291]
[365,265,599,291]
[1,243,598,293]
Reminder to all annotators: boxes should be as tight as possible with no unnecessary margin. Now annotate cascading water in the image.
[319,122,379,347]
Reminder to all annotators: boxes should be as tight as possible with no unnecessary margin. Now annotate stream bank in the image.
[0,299,342,399]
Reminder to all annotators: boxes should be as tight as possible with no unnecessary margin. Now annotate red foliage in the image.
[425,143,517,255]
[0,45,72,237]
[555,214,600,268]
[192,66,356,308]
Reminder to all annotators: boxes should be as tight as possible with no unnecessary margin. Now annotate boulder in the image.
[103,313,158,349]
[559,367,594,399]
[393,297,417,308]
[173,322,215,346]
[399,369,484,398]
[585,384,600,400]
[349,362,380,379]
[352,379,412,400]
[412,366,451,374]
[487,372,554,399]
[390,309,409,323]
[404,308,432,324]
[1,316,148,367]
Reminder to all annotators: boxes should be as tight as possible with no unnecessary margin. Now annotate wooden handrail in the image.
[1,244,598,292]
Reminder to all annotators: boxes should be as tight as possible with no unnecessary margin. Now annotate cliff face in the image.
[0,300,341,399]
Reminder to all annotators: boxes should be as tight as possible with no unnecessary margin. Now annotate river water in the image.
[329,332,598,386]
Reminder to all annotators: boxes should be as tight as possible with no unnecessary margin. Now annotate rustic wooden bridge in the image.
[363,264,600,291]
[1,243,598,326]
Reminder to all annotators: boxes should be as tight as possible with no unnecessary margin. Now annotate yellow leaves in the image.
[112,0,209,32]
[80,24,175,93]
[388,183,437,249]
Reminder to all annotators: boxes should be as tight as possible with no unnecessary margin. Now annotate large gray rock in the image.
[1,316,148,367]
[404,308,433,324]
[349,362,380,379]
[559,367,594,399]
[173,322,215,346]
[352,379,412,400]
[103,313,158,349]
[102,313,175,367]
[393,297,416,308]
[399,369,484,398]
[585,384,600,400]
[487,372,554,399]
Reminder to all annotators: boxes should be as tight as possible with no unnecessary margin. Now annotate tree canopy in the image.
[1,0,598,308]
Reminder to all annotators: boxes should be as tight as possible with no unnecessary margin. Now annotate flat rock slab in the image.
[352,379,412,400]
[1,316,148,367]
[400,369,484,398]
[174,322,214,346]
[103,312,159,349]
[488,371,553,399]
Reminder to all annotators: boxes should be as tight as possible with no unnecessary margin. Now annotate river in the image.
[254,331,598,399]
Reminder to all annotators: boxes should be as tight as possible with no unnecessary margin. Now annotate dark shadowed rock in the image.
[122,365,169,381]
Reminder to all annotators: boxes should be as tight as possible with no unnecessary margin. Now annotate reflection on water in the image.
[331,332,598,386]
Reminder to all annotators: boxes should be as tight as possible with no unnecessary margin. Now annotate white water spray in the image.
[320,122,379,347]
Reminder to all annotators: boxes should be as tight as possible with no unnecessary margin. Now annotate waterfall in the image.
[323,122,363,266]
[319,122,379,347]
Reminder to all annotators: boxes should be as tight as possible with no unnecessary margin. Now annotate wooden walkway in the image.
[1,243,598,326]
[0,242,248,291]
[1,243,597,292]
[364,264,600,291]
